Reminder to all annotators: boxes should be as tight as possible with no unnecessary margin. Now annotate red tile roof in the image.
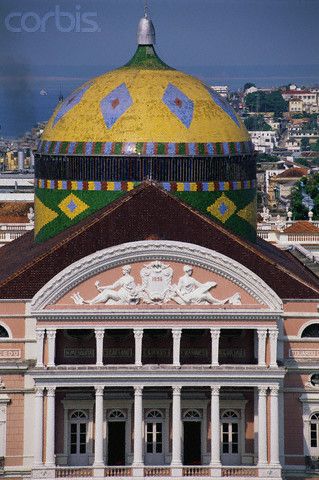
[284,221,319,234]
[0,182,318,299]
[276,167,308,178]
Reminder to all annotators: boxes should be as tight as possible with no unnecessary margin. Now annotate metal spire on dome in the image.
[137,0,156,45]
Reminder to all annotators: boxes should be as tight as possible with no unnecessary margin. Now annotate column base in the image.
[171,466,182,477]
[93,466,105,478]
[132,465,144,477]
[210,465,221,477]
[32,467,55,479]
[258,464,282,478]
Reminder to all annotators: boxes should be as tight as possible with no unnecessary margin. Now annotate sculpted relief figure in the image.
[71,262,241,306]
[173,265,241,305]
[71,265,140,305]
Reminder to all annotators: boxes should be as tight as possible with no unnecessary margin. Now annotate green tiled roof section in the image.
[123,45,173,70]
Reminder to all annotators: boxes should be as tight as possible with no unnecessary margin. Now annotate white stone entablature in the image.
[30,241,283,315]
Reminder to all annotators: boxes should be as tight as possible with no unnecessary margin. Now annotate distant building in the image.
[268,167,308,207]
[249,130,278,153]
[210,85,229,98]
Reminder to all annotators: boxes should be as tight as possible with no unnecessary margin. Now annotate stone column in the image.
[34,387,44,466]
[270,386,280,465]
[134,330,143,367]
[35,329,45,367]
[133,386,143,466]
[211,386,221,466]
[258,386,268,465]
[257,329,267,367]
[172,386,182,467]
[47,329,56,368]
[210,329,220,366]
[172,329,182,366]
[94,386,104,467]
[95,329,104,367]
[46,387,56,466]
[269,330,278,367]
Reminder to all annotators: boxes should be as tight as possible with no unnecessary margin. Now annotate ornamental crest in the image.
[140,261,173,303]
[71,262,241,306]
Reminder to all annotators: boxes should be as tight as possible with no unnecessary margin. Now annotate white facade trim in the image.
[30,241,282,313]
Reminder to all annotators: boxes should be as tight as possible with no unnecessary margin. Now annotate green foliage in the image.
[291,174,319,220]
[244,115,272,131]
[257,153,279,162]
[245,91,288,116]
[311,139,319,152]
[301,138,310,149]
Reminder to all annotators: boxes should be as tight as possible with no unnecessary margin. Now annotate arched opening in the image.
[145,410,165,465]
[69,410,89,466]
[0,326,9,338]
[302,324,319,338]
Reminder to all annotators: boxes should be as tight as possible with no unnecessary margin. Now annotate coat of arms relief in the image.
[71,261,241,306]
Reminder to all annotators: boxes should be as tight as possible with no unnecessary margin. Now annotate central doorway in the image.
[183,410,202,465]
[107,410,126,465]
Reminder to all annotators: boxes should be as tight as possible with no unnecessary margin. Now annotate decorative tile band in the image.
[37,140,254,157]
[36,179,256,192]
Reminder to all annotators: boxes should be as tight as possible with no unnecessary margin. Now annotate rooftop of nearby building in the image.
[275,167,308,178]
[284,221,319,234]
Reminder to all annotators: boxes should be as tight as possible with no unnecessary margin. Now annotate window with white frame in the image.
[310,413,319,448]
[221,410,239,455]
[145,410,164,455]
[69,410,88,456]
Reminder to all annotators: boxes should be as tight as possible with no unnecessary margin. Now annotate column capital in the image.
[269,329,279,339]
[258,386,268,396]
[257,329,267,339]
[47,329,57,339]
[95,328,104,340]
[172,328,182,339]
[210,328,221,339]
[95,385,104,396]
[46,386,56,397]
[211,385,221,396]
[134,385,143,396]
[36,329,45,339]
[134,329,143,339]
[35,386,45,396]
[172,386,181,395]
[269,385,280,396]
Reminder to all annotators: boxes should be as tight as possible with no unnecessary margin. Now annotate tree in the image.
[244,115,272,131]
[245,91,288,116]
[301,138,310,150]
[311,139,319,152]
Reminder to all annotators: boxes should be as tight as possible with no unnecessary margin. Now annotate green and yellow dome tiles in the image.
[35,13,256,243]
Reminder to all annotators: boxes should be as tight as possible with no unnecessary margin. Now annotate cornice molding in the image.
[30,240,283,313]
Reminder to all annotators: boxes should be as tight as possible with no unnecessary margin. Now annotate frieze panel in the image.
[70,262,242,307]
[31,241,283,312]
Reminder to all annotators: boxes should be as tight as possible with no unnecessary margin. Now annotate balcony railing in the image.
[56,467,92,477]
[222,467,258,477]
[104,467,132,477]
[144,467,171,476]
[183,467,210,476]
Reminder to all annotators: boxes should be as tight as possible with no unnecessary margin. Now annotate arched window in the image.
[302,324,319,338]
[0,326,9,338]
[108,409,126,421]
[221,410,239,456]
[69,410,88,459]
[310,413,319,448]
[145,410,164,458]
[183,409,202,421]
[146,410,163,419]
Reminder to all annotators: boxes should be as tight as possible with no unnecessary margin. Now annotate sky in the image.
[0,0,319,137]
[1,0,319,70]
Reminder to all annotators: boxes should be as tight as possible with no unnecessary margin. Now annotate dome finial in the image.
[137,1,156,45]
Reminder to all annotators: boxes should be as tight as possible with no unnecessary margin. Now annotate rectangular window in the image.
[311,423,317,447]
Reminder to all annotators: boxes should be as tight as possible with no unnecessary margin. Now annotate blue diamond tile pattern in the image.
[219,202,228,216]
[67,200,77,213]
[207,88,240,127]
[162,83,194,129]
[100,83,133,129]
[53,83,92,127]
